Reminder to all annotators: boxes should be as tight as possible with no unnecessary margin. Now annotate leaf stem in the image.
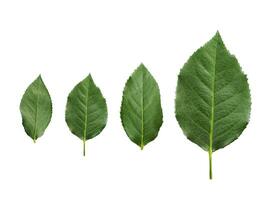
[140,142,144,150]
[208,149,212,179]
[83,139,86,156]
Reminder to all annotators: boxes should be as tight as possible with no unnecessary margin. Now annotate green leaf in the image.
[65,74,107,156]
[175,32,251,179]
[20,75,52,142]
[120,64,163,149]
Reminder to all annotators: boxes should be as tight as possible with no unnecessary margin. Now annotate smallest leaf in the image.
[20,75,53,142]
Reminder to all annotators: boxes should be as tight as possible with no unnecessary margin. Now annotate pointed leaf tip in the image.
[86,73,92,79]
[37,74,43,81]
[137,63,151,74]
[138,63,146,69]
[213,31,223,42]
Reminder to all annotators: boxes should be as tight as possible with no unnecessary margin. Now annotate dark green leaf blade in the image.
[65,74,107,156]
[120,64,163,149]
[175,32,251,179]
[20,75,52,142]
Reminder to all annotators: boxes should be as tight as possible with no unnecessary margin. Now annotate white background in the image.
[0,0,273,199]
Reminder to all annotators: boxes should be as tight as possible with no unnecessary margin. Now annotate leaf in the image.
[120,64,163,149]
[65,74,107,156]
[20,75,52,142]
[175,32,251,179]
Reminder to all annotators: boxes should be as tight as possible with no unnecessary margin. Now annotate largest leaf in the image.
[175,32,251,179]
[65,74,107,156]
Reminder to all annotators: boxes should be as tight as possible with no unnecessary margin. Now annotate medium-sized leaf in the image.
[175,32,251,179]
[20,75,52,142]
[120,64,163,149]
[65,74,107,156]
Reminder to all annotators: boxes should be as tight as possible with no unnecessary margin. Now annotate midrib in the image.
[210,43,218,152]
[83,85,89,147]
[140,71,144,150]
[208,42,218,179]
[33,91,39,142]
